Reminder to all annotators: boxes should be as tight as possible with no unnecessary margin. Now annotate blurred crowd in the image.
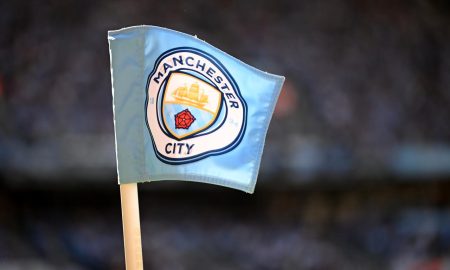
[0,0,449,181]
[1,184,450,270]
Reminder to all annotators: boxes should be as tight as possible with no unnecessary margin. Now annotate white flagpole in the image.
[120,183,144,269]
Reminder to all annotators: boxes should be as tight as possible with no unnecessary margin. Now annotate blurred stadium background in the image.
[1,0,450,269]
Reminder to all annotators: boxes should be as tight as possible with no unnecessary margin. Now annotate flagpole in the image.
[120,183,144,270]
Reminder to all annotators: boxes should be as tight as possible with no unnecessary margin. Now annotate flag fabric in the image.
[108,25,284,193]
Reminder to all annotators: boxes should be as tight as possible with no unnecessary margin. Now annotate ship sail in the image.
[187,83,199,100]
[200,94,208,103]
[172,82,209,108]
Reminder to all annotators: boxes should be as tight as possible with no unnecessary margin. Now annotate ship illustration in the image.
[172,82,209,108]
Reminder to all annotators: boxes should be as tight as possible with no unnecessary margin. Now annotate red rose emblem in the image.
[175,109,196,129]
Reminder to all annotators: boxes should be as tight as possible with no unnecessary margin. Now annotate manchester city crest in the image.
[146,47,247,164]
[162,72,222,139]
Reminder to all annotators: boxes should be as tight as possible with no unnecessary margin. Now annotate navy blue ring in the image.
[145,47,248,165]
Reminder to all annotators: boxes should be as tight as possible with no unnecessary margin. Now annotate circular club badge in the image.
[145,47,247,164]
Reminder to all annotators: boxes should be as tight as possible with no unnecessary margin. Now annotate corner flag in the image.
[108,25,284,193]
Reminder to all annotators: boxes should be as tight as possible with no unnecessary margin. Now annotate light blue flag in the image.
[108,25,284,193]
